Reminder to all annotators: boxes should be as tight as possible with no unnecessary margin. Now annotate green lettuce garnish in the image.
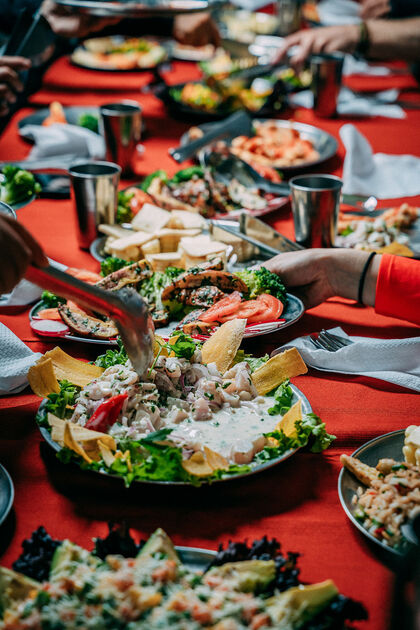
[267,380,294,416]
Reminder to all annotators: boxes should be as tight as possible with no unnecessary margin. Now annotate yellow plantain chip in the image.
[42,346,104,387]
[182,451,213,477]
[154,335,169,357]
[201,319,246,374]
[63,422,93,464]
[251,348,308,396]
[275,399,302,438]
[28,357,60,398]
[98,440,117,467]
[48,414,116,451]
[376,242,413,257]
[203,446,229,471]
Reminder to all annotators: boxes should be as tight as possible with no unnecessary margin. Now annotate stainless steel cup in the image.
[0,201,17,220]
[68,161,121,250]
[310,52,344,118]
[100,101,142,176]
[277,0,302,36]
[290,174,343,248]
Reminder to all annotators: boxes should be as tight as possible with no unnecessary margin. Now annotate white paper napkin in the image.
[0,323,42,395]
[277,327,420,392]
[0,280,42,307]
[317,0,361,25]
[289,87,405,119]
[19,123,105,160]
[340,123,420,197]
[343,55,391,77]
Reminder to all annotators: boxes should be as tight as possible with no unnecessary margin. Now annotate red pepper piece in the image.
[85,393,128,433]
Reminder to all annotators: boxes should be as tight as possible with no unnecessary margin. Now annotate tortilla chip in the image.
[251,348,308,396]
[203,446,229,471]
[42,346,104,387]
[182,451,213,477]
[275,400,302,438]
[63,422,93,464]
[201,320,246,374]
[48,414,116,451]
[98,440,117,467]
[28,357,60,397]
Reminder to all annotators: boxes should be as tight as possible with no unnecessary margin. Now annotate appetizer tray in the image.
[18,106,99,132]
[0,463,14,527]
[55,0,214,17]
[38,383,311,486]
[181,119,338,172]
[338,429,410,556]
[71,36,169,72]
[30,291,304,343]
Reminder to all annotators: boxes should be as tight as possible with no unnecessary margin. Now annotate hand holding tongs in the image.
[26,262,154,379]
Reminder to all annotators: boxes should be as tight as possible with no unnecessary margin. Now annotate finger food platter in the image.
[181,119,339,172]
[338,429,419,555]
[55,0,216,18]
[71,36,169,72]
[0,463,14,526]
[18,106,100,133]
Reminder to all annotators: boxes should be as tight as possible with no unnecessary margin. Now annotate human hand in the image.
[264,248,379,309]
[0,216,48,294]
[0,56,31,117]
[275,25,360,68]
[41,0,120,38]
[360,0,390,19]
[173,13,221,47]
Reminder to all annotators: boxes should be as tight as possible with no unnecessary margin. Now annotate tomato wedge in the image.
[199,291,242,322]
[125,187,154,215]
[66,268,102,284]
[246,294,284,324]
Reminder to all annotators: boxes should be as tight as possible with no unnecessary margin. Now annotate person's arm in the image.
[0,216,48,294]
[277,17,420,66]
[264,249,419,325]
[0,56,32,117]
[173,13,220,47]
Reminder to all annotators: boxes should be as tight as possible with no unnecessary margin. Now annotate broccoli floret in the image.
[116,190,135,224]
[0,166,41,205]
[78,112,99,133]
[100,257,134,277]
[41,291,65,308]
[234,267,287,304]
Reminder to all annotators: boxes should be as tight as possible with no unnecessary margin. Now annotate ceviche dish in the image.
[29,321,334,486]
[0,525,367,629]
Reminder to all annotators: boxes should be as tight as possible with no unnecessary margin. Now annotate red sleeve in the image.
[375,254,420,325]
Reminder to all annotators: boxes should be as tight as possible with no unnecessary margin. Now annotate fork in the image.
[309,329,353,352]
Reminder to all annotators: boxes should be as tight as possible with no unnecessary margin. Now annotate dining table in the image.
[0,49,419,630]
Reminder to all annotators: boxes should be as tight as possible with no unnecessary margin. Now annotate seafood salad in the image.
[0,527,367,629]
[31,323,334,485]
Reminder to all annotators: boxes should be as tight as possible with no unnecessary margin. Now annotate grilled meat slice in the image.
[58,305,118,339]
[186,257,224,273]
[176,308,206,330]
[161,270,248,302]
[152,308,170,327]
[184,286,226,307]
[182,320,215,336]
[96,260,151,291]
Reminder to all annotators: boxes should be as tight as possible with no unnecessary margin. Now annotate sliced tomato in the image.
[66,300,89,316]
[66,268,102,284]
[199,291,242,322]
[246,294,284,323]
[33,308,61,321]
[218,299,265,323]
[125,188,154,216]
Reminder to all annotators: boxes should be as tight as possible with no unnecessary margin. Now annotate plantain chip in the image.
[182,451,213,477]
[41,346,104,387]
[98,440,117,467]
[203,446,229,471]
[28,357,60,398]
[201,319,246,374]
[275,399,302,438]
[251,348,307,396]
[63,422,93,464]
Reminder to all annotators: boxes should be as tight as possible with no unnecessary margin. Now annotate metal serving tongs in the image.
[26,262,154,379]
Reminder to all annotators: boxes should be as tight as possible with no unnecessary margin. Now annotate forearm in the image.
[327,249,380,305]
[365,17,420,61]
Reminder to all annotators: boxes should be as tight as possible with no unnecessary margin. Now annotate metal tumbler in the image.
[310,52,344,118]
[100,101,142,176]
[290,174,343,248]
[277,0,302,36]
[68,161,121,250]
[0,201,17,220]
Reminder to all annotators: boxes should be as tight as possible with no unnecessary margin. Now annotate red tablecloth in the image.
[1,56,420,630]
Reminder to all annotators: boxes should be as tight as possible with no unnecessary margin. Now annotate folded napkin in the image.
[343,54,391,77]
[317,0,361,25]
[0,279,42,307]
[19,123,105,160]
[289,87,404,119]
[0,323,42,395]
[277,327,420,392]
[340,123,420,197]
